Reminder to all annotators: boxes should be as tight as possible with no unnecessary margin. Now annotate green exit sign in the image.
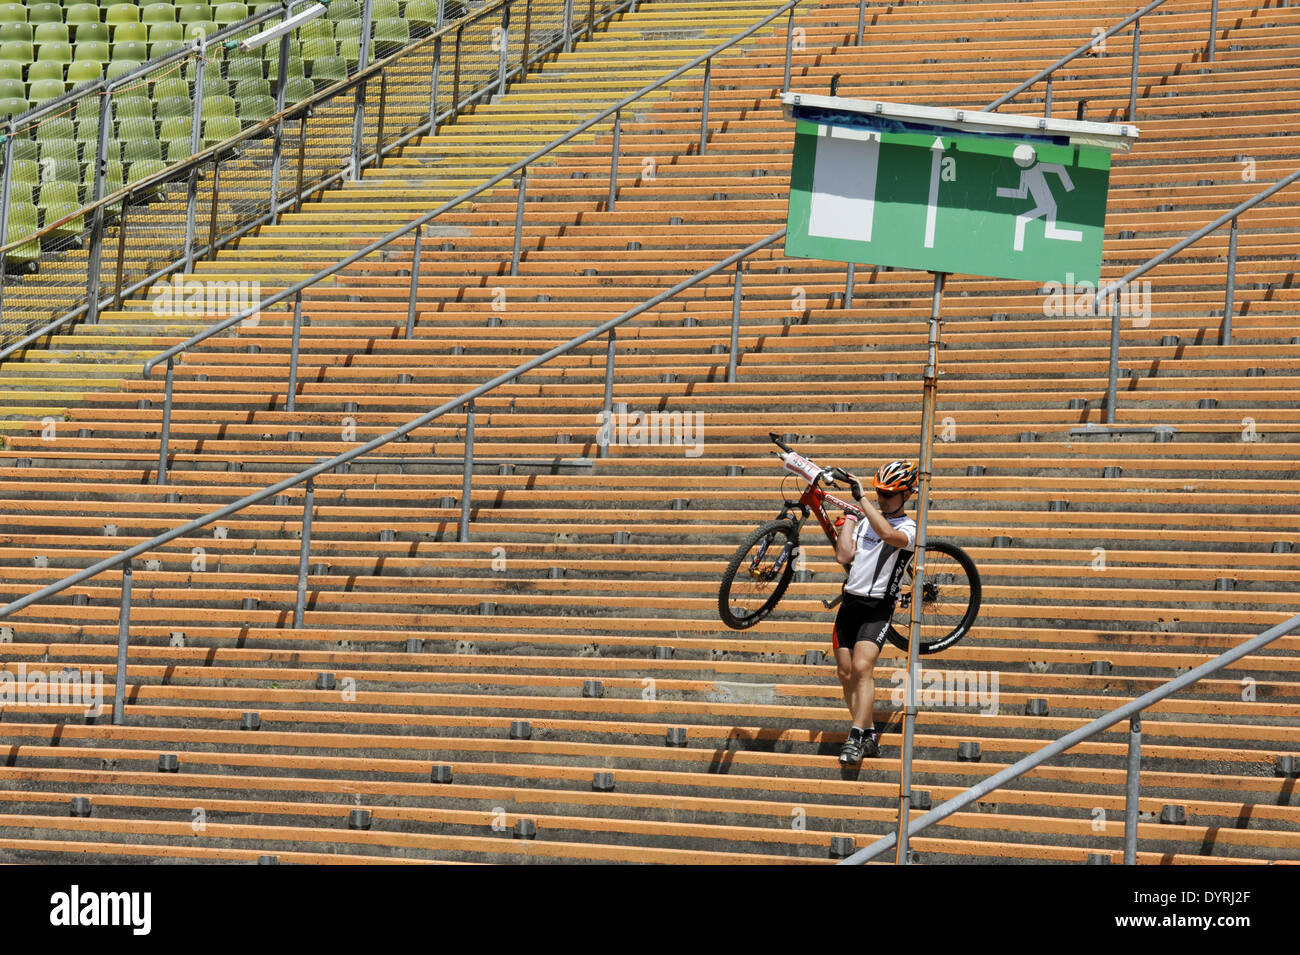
[781,95,1138,285]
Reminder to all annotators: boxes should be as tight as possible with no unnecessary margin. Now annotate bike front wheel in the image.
[717,519,799,630]
[886,540,981,655]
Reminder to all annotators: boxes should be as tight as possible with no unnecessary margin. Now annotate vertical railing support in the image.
[699,58,710,156]
[727,260,743,383]
[293,114,306,214]
[1044,76,1053,118]
[429,34,443,131]
[287,291,304,412]
[206,154,222,260]
[844,261,855,309]
[112,564,132,725]
[451,25,464,121]
[783,8,795,91]
[350,0,374,180]
[83,80,117,325]
[496,3,511,98]
[600,329,615,459]
[856,0,866,46]
[459,399,475,542]
[1127,19,1141,122]
[0,123,14,313]
[183,39,207,272]
[157,356,175,486]
[510,168,526,276]
[586,0,595,40]
[896,270,946,865]
[406,225,423,338]
[1221,215,1238,346]
[608,110,620,211]
[294,477,314,629]
[1104,289,1121,425]
[1123,712,1142,865]
[113,198,130,310]
[1208,0,1218,62]
[563,0,574,52]
[375,73,388,167]
[269,28,290,223]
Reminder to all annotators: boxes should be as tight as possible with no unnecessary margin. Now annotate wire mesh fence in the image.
[0,0,628,354]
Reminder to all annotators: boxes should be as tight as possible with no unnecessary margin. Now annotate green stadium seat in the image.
[111,22,148,45]
[402,0,440,32]
[33,22,70,46]
[36,41,73,64]
[266,54,304,80]
[283,75,312,101]
[0,60,20,81]
[115,116,155,144]
[27,78,67,103]
[309,54,345,87]
[202,93,236,117]
[0,75,20,98]
[225,56,263,81]
[73,41,110,63]
[114,94,153,120]
[38,180,84,242]
[177,5,214,25]
[142,3,179,24]
[3,201,41,268]
[41,156,82,183]
[9,157,38,186]
[335,18,361,41]
[127,157,167,194]
[9,135,36,162]
[0,23,33,44]
[0,95,28,117]
[27,4,64,26]
[372,17,409,56]
[299,19,333,43]
[74,22,111,46]
[149,22,185,44]
[0,5,26,26]
[105,6,142,28]
[201,113,239,144]
[301,36,335,64]
[338,37,361,68]
[152,76,190,100]
[239,93,274,122]
[184,22,216,41]
[232,78,270,99]
[158,114,190,138]
[26,60,65,83]
[74,118,99,145]
[0,41,34,62]
[326,0,359,21]
[149,39,187,58]
[213,3,249,27]
[163,135,191,162]
[104,59,138,81]
[122,135,162,163]
[65,5,104,31]
[34,116,74,141]
[111,40,149,62]
[155,94,191,119]
[37,137,78,163]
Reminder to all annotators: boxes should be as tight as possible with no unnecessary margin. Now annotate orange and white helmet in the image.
[873,460,918,493]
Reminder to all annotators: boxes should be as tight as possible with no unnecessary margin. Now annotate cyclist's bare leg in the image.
[834,646,855,714]
[850,640,882,730]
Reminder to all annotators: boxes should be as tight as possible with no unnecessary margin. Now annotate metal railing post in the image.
[1128,19,1141,122]
[451,25,463,122]
[1208,0,1218,62]
[183,40,207,272]
[350,0,374,181]
[269,29,290,223]
[563,0,573,52]
[1044,75,1053,117]
[699,57,710,155]
[429,34,443,132]
[510,168,526,276]
[1221,215,1237,345]
[600,328,615,459]
[844,261,854,309]
[1104,298,1121,425]
[112,564,132,725]
[587,0,595,40]
[293,114,306,214]
[497,3,511,98]
[521,0,532,73]
[287,291,303,412]
[608,109,620,211]
[856,0,865,45]
[783,8,795,91]
[406,225,423,338]
[1123,712,1142,864]
[375,73,387,167]
[207,154,222,260]
[727,260,743,383]
[458,399,474,542]
[294,477,314,628]
[157,357,175,485]
[113,198,130,310]
[83,82,117,326]
[0,123,16,313]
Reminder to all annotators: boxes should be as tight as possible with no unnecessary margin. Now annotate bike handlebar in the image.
[768,431,793,453]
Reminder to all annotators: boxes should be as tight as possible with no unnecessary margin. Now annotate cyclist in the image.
[832,460,919,764]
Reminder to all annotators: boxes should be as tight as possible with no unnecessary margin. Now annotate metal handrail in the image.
[840,611,1300,865]
[0,228,788,725]
[0,0,643,358]
[1093,167,1300,424]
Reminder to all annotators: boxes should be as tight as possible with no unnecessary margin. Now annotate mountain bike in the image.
[717,433,981,655]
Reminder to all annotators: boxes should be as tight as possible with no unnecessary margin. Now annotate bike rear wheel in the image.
[717,519,798,630]
[886,540,981,655]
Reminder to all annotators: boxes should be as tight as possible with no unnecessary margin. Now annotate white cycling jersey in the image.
[844,512,917,599]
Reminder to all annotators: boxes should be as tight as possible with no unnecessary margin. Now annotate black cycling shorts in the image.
[832,592,894,653]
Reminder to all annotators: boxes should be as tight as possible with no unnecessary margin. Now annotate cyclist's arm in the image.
[834,517,857,566]
[858,497,911,549]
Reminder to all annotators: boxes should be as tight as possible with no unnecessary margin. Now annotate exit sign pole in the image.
[781,95,1137,865]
